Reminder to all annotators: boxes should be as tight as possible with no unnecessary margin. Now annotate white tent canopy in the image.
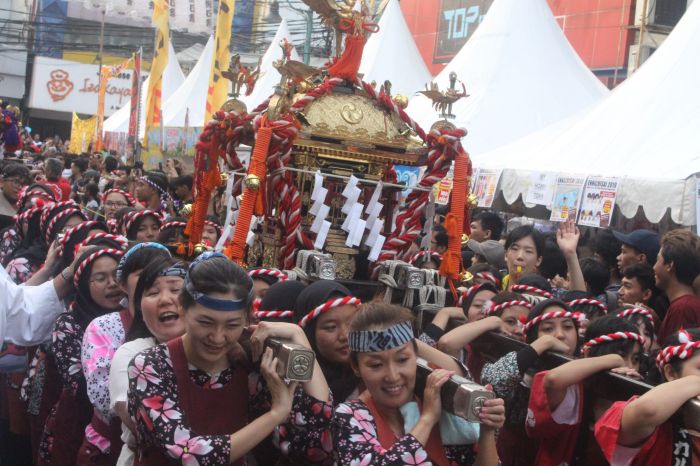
[406,0,608,157]
[478,0,700,225]
[161,35,215,128]
[103,40,185,137]
[240,19,300,112]
[359,0,432,98]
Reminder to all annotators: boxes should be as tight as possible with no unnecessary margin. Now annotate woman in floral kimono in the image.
[128,252,333,465]
[333,303,505,466]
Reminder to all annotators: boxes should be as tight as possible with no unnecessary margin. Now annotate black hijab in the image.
[294,280,359,403]
[71,248,124,330]
[258,280,306,323]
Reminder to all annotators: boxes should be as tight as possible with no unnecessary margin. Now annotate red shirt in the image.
[46,179,72,201]
[658,294,700,344]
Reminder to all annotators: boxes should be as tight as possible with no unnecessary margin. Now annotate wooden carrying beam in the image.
[472,332,700,431]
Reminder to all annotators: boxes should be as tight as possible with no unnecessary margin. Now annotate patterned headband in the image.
[79,233,129,251]
[617,307,654,322]
[15,206,42,225]
[511,284,553,299]
[349,321,415,353]
[159,263,188,279]
[248,268,288,282]
[567,298,608,314]
[139,176,171,211]
[409,250,443,265]
[298,296,362,328]
[457,284,488,307]
[160,221,188,231]
[184,251,254,312]
[73,248,124,288]
[101,188,135,206]
[483,300,533,316]
[116,242,172,281]
[124,209,162,234]
[44,208,85,244]
[656,330,700,371]
[523,311,585,333]
[582,331,645,352]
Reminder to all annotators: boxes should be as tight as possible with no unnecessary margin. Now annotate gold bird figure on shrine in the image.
[419,72,469,119]
[222,54,262,98]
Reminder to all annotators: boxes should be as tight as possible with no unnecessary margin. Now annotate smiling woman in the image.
[127,252,333,466]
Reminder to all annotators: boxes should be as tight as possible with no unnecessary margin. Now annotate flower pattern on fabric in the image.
[51,312,86,390]
[5,256,39,284]
[332,400,476,466]
[81,311,126,420]
[0,227,19,266]
[128,343,334,466]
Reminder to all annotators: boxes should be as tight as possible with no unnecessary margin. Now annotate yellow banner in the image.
[143,0,170,168]
[70,113,97,154]
[95,57,131,151]
[204,0,234,122]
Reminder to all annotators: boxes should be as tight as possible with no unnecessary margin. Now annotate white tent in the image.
[240,19,300,112]
[160,35,215,128]
[359,0,432,98]
[478,0,700,225]
[103,40,185,137]
[406,0,608,156]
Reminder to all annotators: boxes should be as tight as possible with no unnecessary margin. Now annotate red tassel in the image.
[327,34,365,82]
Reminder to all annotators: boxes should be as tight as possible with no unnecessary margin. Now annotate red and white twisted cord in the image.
[475,272,500,286]
[582,331,645,351]
[567,298,608,314]
[248,268,288,281]
[523,311,585,333]
[457,284,483,307]
[512,284,553,299]
[484,300,533,316]
[656,340,700,370]
[298,296,362,328]
[409,250,443,265]
[101,188,135,206]
[617,307,654,322]
[79,233,129,250]
[59,221,102,247]
[255,310,295,320]
[161,221,188,231]
[73,248,124,288]
[44,207,84,244]
[124,209,162,233]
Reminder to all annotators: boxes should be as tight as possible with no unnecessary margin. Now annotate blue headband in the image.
[349,321,415,353]
[116,242,172,281]
[160,263,187,278]
[184,252,253,312]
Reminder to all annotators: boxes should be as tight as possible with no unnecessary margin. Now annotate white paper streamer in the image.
[368,235,386,262]
[314,221,331,250]
[311,204,330,234]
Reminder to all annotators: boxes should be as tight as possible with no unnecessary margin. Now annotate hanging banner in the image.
[145,126,203,157]
[577,176,619,228]
[69,113,97,153]
[525,171,557,206]
[549,174,586,222]
[143,0,170,168]
[96,57,132,151]
[204,0,234,122]
[128,49,142,159]
[473,168,501,208]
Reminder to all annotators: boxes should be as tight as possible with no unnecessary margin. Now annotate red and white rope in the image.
[567,298,608,314]
[457,284,482,307]
[101,188,135,206]
[44,207,84,244]
[409,250,443,265]
[582,331,645,351]
[79,233,128,250]
[298,296,361,328]
[484,300,533,316]
[255,310,295,320]
[73,248,124,288]
[40,201,76,228]
[475,272,500,287]
[248,268,288,281]
[512,284,553,299]
[617,307,654,322]
[124,209,162,233]
[656,340,700,370]
[59,221,102,246]
[160,221,188,231]
[523,311,585,333]
[204,220,223,236]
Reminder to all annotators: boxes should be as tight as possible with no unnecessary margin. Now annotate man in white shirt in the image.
[0,257,75,345]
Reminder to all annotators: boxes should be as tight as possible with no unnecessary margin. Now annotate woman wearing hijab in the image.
[254,280,306,324]
[38,248,125,466]
[128,253,332,465]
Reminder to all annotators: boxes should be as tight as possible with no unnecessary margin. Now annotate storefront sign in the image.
[433,0,492,64]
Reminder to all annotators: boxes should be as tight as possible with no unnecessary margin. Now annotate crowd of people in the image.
[0,147,700,466]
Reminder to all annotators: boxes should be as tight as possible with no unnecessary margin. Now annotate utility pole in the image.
[635,0,649,71]
[20,0,38,126]
[304,8,312,64]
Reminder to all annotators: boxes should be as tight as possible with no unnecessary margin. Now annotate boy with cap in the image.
[467,239,506,270]
[614,229,660,270]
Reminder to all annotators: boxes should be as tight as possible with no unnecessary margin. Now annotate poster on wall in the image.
[433,0,493,64]
[525,172,556,206]
[549,175,586,222]
[473,168,501,208]
[577,176,619,228]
